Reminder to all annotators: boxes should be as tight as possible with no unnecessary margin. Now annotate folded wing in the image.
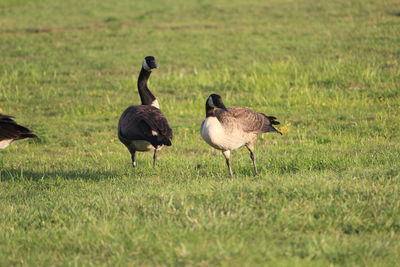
[216,107,282,135]
[119,106,173,147]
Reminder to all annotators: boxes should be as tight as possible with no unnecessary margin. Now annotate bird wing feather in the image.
[0,114,37,140]
[118,106,173,145]
[215,107,281,134]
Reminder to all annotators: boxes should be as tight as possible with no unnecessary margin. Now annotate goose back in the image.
[118,105,173,150]
[215,107,281,134]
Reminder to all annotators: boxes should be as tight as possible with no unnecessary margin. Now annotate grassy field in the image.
[1,0,399,265]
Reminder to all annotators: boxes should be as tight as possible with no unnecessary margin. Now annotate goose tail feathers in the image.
[266,125,283,135]
[262,115,283,135]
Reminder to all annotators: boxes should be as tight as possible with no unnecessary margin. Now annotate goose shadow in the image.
[0,168,117,182]
[389,11,400,17]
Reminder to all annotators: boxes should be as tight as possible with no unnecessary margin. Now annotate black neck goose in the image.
[200,94,282,177]
[0,114,37,149]
[118,56,173,168]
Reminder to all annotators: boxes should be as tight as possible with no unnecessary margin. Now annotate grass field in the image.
[1,0,400,265]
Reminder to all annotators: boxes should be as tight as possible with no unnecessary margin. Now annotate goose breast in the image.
[201,117,250,151]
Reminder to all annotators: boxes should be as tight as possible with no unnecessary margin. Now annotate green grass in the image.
[1,0,399,265]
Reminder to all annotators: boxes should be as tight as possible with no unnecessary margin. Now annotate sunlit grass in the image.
[0,0,399,265]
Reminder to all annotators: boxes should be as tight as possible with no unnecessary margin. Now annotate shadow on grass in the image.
[0,168,117,182]
[389,11,400,17]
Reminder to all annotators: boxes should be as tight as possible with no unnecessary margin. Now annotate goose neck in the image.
[206,104,215,118]
[137,67,156,105]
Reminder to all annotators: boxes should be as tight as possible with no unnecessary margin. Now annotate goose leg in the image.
[222,150,233,177]
[129,148,137,168]
[153,146,161,168]
[246,143,258,175]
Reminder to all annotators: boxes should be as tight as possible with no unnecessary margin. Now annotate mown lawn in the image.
[0,0,399,265]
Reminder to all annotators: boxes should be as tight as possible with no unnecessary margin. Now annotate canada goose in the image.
[0,114,37,149]
[200,94,282,177]
[118,56,173,168]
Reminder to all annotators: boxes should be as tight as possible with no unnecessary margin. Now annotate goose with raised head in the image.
[200,94,282,177]
[118,56,173,168]
[0,114,37,149]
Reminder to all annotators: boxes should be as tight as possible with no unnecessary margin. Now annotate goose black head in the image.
[207,94,227,110]
[143,56,158,71]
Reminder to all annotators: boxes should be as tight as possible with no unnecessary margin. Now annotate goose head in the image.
[142,56,158,71]
[207,94,227,110]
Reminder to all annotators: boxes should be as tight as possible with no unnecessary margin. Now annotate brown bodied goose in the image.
[200,94,282,177]
[0,114,37,149]
[118,56,173,168]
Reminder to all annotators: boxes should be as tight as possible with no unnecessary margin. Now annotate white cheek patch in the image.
[151,130,158,136]
[143,59,151,71]
[207,97,215,108]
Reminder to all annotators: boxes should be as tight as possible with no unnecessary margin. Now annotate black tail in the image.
[0,115,38,140]
[149,135,172,148]
[155,133,172,146]
[267,116,280,125]
[20,132,38,139]
[161,137,172,146]
[263,115,283,135]
[266,125,282,135]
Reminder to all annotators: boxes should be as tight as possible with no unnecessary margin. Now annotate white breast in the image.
[201,117,245,151]
[0,139,13,150]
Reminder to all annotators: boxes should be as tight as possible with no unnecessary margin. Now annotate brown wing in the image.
[215,107,282,134]
[0,113,37,141]
[118,105,173,146]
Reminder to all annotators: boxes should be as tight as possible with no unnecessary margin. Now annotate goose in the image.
[0,114,37,149]
[118,56,173,168]
[200,94,282,177]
